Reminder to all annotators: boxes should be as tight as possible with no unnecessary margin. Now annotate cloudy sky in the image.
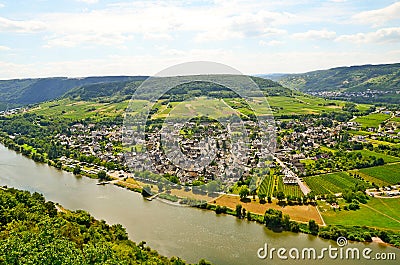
[0,0,400,79]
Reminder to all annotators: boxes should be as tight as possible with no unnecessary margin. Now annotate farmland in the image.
[258,172,304,198]
[320,197,400,230]
[277,175,303,197]
[354,113,391,128]
[213,194,324,224]
[350,149,400,163]
[359,164,400,185]
[31,98,131,119]
[304,172,367,195]
[257,174,275,197]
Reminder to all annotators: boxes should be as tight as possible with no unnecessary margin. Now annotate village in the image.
[22,107,398,198]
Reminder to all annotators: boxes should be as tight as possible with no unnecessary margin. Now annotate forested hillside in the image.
[0,76,147,110]
[0,187,210,265]
[65,75,295,102]
[278,63,400,104]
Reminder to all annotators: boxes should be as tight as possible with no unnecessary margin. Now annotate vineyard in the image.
[257,174,275,197]
[359,164,400,185]
[304,172,366,195]
[277,176,303,197]
[258,173,303,198]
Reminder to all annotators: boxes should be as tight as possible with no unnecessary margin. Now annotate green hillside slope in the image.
[0,76,148,110]
[278,63,400,104]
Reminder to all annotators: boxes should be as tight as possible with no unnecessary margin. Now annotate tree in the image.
[326,194,337,204]
[242,208,246,218]
[157,182,164,192]
[206,181,220,195]
[258,192,267,203]
[246,211,252,221]
[239,185,249,200]
[308,219,319,235]
[97,170,107,181]
[73,165,81,175]
[276,191,285,202]
[236,204,242,218]
[283,214,290,230]
[264,209,283,229]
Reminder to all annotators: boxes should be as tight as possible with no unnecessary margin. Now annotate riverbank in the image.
[1,142,400,265]
[1,141,399,250]
[0,186,211,265]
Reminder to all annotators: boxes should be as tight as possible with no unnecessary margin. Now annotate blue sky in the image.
[0,0,400,79]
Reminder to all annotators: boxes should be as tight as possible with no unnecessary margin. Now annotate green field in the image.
[391,117,400,123]
[267,96,344,116]
[32,99,131,119]
[304,172,366,195]
[354,113,391,128]
[359,164,400,185]
[320,197,400,230]
[350,149,400,163]
[152,97,240,119]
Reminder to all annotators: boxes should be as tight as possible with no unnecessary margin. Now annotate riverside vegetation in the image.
[0,186,212,265]
[0,73,399,255]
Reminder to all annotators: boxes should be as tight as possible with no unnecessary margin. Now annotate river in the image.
[0,143,398,265]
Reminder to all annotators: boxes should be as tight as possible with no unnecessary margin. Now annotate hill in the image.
[278,63,400,104]
[64,75,295,102]
[0,76,148,110]
[0,187,208,264]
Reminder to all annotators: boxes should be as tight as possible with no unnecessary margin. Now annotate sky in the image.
[0,0,400,79]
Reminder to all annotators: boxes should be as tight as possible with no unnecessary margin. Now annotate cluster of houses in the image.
[275,119,346,174]
[367,185,400,197]
[56,123,124,164]
[47,109,398,192]
[124,119,273,186]
[308,89,397,100]
[0,107,26,116]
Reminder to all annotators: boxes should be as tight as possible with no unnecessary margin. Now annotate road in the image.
[274,156,311,195]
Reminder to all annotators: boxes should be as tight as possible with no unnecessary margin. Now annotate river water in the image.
[0,143,398,265]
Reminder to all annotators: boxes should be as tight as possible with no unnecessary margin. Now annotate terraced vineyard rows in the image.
[275,175,303,197]
[359,164,400,185]
[304,172,366,195]
[258,174,275,197]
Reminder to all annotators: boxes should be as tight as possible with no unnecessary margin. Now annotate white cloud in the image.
[39,2,290,46]
[292,29,336,40]
[0,45,11,51]
[2,48,400,79]
[76,0,98,4]
[353,2,400,27]
[44,33,133,48]
[259,40,283,46]
[0,16,46,33]
[0,3,5,8]
[336,27,400,44]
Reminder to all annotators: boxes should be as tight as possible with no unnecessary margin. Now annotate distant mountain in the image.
[0,76,148,110]
[0,75,294,110]
[65,75,294,101]
[277,63,400,104]
[255,74,288,81]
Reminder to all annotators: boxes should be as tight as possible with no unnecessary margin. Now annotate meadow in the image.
[354,113,391,128]
[320,197,400,230]
[350,149,400,163]
[31,98,131,119]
